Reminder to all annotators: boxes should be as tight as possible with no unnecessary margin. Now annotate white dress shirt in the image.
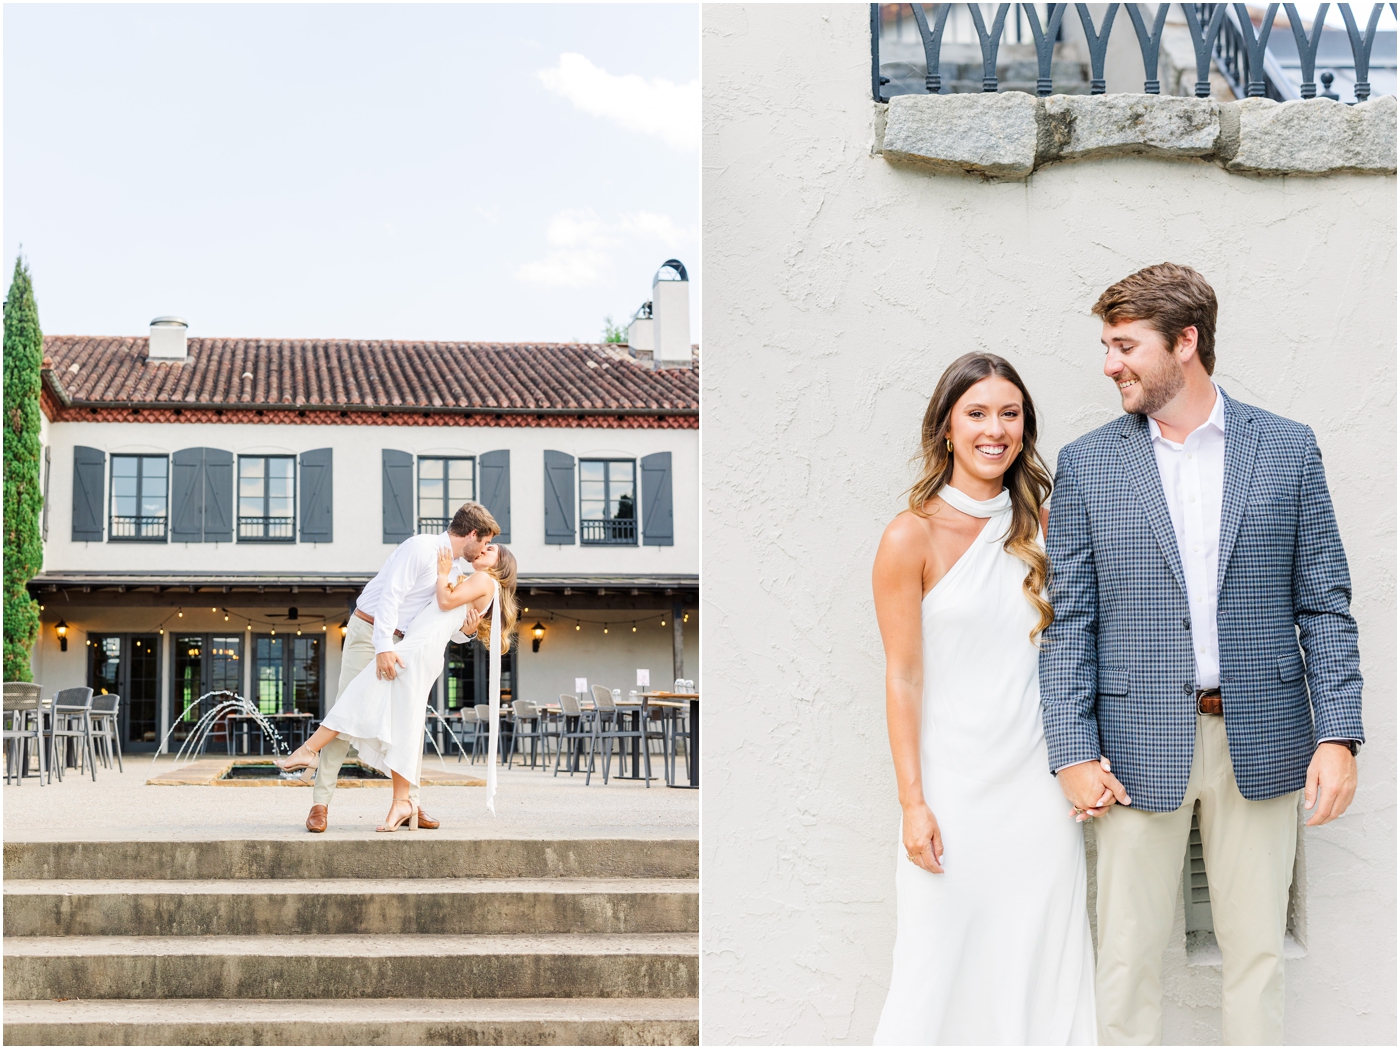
[1148,384,1225,691]
[356,532,471,654]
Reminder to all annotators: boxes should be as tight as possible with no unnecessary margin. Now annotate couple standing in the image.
[872,264,1363,1046]
[276,501,520,831]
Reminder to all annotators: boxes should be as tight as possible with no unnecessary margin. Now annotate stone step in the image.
[4,878,698,936]
[3,837,698,881]
[4,933,699,1002]
[2,996,699,1045]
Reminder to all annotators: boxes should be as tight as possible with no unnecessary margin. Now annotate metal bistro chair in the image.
[665,701,694,787]
[553,693,597,778]
[3,683,46,785]
[507,700,551,770]
[89,693,124,772]
[451,707,481,763]
[588,685,654,787]
[49,687,97,782]
[474,703,507,763]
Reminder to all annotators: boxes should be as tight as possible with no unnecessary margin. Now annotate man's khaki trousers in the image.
[1095,713,1299,1046]
[311,615,420,809]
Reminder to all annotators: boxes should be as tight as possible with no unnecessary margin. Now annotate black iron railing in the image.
[238,516,295,541]
[581,518,638,545]
[873,3,1396,102]
[418,517,451,535]
[109,515,167,541]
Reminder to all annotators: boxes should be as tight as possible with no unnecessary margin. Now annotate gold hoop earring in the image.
[946,438,953,452]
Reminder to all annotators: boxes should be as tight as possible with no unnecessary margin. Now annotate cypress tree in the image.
[4,255,44,681]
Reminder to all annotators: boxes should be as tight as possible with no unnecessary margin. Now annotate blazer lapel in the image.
[1216,391,1258,592]
[1120,414,1187,596]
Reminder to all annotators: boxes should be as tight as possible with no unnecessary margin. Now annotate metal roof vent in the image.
[148,316,188,361]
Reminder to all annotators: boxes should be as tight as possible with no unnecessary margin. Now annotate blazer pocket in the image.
[1099,667,1130,696]
[1278,654,1305,683]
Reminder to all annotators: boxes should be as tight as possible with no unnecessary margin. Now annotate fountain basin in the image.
[146,759,486,788]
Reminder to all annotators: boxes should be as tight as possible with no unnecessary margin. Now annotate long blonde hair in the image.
[908,352,1054,641]
[473,544,519,653]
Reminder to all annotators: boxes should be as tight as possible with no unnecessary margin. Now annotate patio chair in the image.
[506,700,551,770]
[3,683,46,786]
[553,693,597,778]
[89,693,123,772]
[50,687,97,782]
[587,685,654,787]
[451,708,482,763]
[475,702,509,763]
[665,702,693,787]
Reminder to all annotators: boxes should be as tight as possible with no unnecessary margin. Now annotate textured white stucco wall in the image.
[700,4,1396,1045]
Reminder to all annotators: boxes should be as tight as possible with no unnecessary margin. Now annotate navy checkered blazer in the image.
[1039,389,1364,813]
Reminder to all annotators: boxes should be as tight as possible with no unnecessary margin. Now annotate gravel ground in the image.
[3,754,698,842]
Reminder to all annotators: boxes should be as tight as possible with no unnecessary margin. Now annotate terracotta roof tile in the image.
[41,336,698,416]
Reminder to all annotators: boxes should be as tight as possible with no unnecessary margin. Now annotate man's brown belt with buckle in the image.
[354,608,405,641]
[1196,687,1223,715]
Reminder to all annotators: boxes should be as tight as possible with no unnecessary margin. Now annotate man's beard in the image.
[1128,361,1185,417]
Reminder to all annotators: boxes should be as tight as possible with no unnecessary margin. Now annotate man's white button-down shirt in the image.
[1148,384,1225,691]
[356,532,471,654]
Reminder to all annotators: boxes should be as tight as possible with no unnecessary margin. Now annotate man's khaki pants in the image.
[1095,713,1299,1046]
[311,615,420,809]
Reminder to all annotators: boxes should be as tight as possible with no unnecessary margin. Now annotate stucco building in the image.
[27,264,698,755]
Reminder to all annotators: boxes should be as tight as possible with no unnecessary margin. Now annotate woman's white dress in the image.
[321,590,488,787]
[873,490,1097,1046]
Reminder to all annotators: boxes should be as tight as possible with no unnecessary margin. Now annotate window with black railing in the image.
[110,455,168,541]
[418,456,475,535]
[238,456,296,541]
[872,3,1396,104]
[580,459,638,545]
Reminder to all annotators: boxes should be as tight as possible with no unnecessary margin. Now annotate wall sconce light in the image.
[531,622,545,653]
[340,620,349,638]
[56,619,68,652]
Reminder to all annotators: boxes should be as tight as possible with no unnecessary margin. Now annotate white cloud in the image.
[514,208,696,289]
[537,53,698,152]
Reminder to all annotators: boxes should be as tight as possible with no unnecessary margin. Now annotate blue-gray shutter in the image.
[543,450,576,545]
[170,449,205,542]
[479,450,511,543]
[299,448,333,543]
[203,450,234,542]
[641,452,674,547]
[382,449,414,544]
[72,446,106,542]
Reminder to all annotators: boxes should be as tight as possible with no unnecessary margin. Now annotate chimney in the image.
[148,316,188,361]
[650,260,691,368]
[626,299,655,359]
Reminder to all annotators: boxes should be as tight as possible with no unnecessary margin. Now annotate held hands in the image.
[902,800,945,874]
[1057,756,1130,822]
[1304,742,1358,826]
[461,605,482,637]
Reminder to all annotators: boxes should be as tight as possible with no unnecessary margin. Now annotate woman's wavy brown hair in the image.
[907,352,1054,641]
[473,544,520,653]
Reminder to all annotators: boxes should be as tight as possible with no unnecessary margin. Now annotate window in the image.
[172,634,243,744]
[254,635,323,716]
[110,455,168,541]
[580,459,637,545]
[418,457,475,534]
[238,456,296,540]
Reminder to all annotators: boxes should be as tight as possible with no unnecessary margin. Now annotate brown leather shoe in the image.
[306,804,328,833]
[415,807,440,830]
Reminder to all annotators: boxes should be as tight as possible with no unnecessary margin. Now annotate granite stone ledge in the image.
[1221,96,1397,175]
[877,92,1397,179]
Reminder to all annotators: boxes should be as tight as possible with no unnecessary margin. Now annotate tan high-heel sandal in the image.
[275,747,318,773]
[377,800,418,833]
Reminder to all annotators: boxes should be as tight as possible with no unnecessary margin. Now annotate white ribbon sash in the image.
[486,579,501,815]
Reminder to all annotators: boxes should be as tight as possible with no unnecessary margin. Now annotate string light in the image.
[603,625,609,634]
[660,618,666,627]
[177,609,183,618]
[576,623,581,631]
[632,625,637,633]
[684,613,690,623]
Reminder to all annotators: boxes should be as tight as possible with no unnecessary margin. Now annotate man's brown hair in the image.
[1091,263,1219,375]
[449,501,500,539]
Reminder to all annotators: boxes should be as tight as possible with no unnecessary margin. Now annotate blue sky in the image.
[3,3,699,343]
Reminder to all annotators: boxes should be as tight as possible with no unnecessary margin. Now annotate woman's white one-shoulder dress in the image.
[873,489,1097,1046]
[321,589,489,786]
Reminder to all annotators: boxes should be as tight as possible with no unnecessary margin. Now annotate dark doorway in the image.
[88,633,161,750]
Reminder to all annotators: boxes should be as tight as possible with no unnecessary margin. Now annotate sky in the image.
[3,3,699,344]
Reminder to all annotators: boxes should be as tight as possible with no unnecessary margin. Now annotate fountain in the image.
[149,690,300,778]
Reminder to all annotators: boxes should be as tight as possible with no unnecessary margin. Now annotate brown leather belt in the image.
[354,608,404,641]
[1196,688,1223,716]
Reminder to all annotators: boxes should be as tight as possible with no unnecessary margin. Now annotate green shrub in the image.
[4,255,44,681]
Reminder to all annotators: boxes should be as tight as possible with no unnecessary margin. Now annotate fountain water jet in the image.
[150,691,297,777]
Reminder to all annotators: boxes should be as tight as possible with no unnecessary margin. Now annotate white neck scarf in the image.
[939,485,1012,518]
[485,580,501,816]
